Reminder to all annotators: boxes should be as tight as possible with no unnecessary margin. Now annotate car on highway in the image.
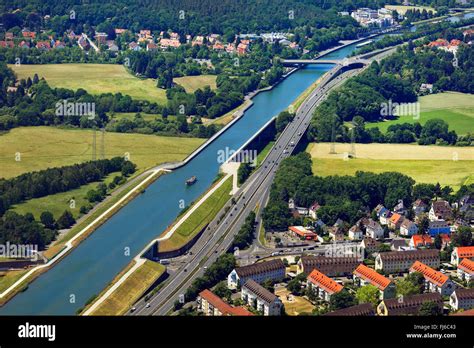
[145,303,151,308]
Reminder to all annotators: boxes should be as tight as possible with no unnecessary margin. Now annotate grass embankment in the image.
[158,176,233,252]
[203,99,252,126]
[367,92,474,135]
[87,260,166,315]
[0,126,205,179]
[307,143,474,190]
[384,5,436,15]
[0,269,28,294]
[10,63,167,104]
[173,74,217,93]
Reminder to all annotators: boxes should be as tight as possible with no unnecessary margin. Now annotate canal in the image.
[0,40,365,315]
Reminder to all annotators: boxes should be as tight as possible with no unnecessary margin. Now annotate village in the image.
[189,193,474,316]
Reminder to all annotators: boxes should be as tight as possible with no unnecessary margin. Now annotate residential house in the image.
[146,42,158,51]
[128,42,141,51]
[94,32,108,44]
[192,36,205,46]
[225,43,236,54]
[241,279,282,316]
[361,236,380,256]
[374,204,387,217]
[428,220,451,236]
[353,264,396,299]
[53,41,66,49]
[391,238,408,251]
[306,269,343,302]
[457,258,474,283]
[5,32,14,40]
[0,41,14,48]
[227,259,285,289]
[237,42,248,55]
[375,249,440,273]
[377,293,443,316]
[410,261,455,296]
[115,28,127,36]
[309,202,321,220]
[36,41,51,51]
[439,233,451,250]
[197,289,252,316]
[366,219,384,240]
[160,38,181,49]
[419,83,434,94]
[78,35,90,50]
[451,246,474,266]
[106,41,119,52]
[388,213,404,230]
[324,303,375,316]
[349,225,363,241]
[379,209,392,225]
[288,198,309,216]
[450,288,474,311]
[393,200,407,215]
[18,41,30,49]
[21,29,36,39]
[429,200,452,221]
[329,226,345,242]
[297,256,360,277]
[400,219,418,237]
[409,234,433,249]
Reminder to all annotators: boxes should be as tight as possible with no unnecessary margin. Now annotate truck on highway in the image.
[159,259,170,265]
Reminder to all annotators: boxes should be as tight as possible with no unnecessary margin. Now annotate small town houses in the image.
[410,261,456,296]
[306,269,343,302]
[375,249,440,273]
[241,279,283,316]
[457,258,474,283]
[451,246,474,266]
[353,264,396,299]
[227,259,285,289]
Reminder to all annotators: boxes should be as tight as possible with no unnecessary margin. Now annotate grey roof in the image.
[378,249,439,262]
[325,303,375,316]
[242,279,278,304]
[453,288,474,300]
[235,259,285,278]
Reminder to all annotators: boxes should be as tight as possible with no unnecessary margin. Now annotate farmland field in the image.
[367,92,474,135]
[0,126,205,179]
[307,143,474,191]
[9,63,167,104]
[173,74,217,93]
[384,4,436,15]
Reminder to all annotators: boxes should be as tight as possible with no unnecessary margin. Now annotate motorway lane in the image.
[131,64,363,316]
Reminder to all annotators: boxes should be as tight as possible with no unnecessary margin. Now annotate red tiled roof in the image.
[307,269,343,295]
[411,234,433,247]
[458,258,474,275]
[389,213,403,224]
[354,264,392,290]
[410,261,448,287]
[199,289,252,316]
[456,246,474,259]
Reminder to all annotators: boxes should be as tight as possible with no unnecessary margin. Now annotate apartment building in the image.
[377,293,443,316]
[353,264,396,299]
[451,246,474,266]
[410,261,455,296]
[457,258,474,283]
[227,259,285,289]
[197,289,252,316]
[450,288,474,311]
[306,269,343,302]
[241,279,282,316]
[297,256,360,276]
[375,249,440,273]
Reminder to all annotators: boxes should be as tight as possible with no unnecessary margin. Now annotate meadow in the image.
[9,63,167,104]
[0,126,205,179]
[173,74,217,93]
[307,142,474,191]
[366,92,474,135]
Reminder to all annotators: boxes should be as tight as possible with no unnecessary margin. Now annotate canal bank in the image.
[0,40,364,315]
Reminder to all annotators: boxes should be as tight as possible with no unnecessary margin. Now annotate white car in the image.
[145,303,151,308]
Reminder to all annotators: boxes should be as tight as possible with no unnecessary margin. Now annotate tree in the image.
[329,289,356,311]
[121,161,136,176]
[418,301,442,316]
[396,278,421,297]
[451,226,473,247]
[56,210,76,229]
[356,285,380,306]
[40,211,56,229]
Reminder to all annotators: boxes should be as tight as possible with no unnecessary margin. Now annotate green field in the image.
[367,92,474,135]
[0,269,28,294]
[108,112,177,122]
[0,126,205,179]
[9,64,167,104]
[385,4,436,15]
[159,176,233,251]
[173,74,217,93]
[90,260,165,315]
[11,172,120,220]
[308,143,474,191]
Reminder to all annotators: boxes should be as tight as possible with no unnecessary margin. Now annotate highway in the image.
[130,61,365,316]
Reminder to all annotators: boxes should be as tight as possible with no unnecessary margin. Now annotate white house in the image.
[450,288,474,311]
[451,246,474,266]
[241,279,282,316]
[306,269,343,302]
[400,219,418,237]
[227,259,285,289]
[366,219,384,240]
[349,225,363,240]
[457,258,474,283]
[410,261,455,296]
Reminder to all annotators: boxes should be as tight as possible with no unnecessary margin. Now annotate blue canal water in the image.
[1,46,365,315]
